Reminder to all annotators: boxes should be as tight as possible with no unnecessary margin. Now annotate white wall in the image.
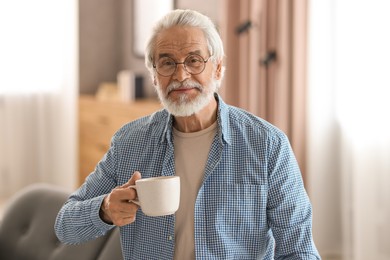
[308,1,390,259]
[307,1,343,257]
[176,0,221,26]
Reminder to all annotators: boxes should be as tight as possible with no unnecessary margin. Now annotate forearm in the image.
[267,133,320,259]
[54,195,114,244]
[272,222,321,259]
[275,252,321,260]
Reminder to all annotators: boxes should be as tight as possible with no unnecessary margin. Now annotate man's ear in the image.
[215,62,223,80]
[153,76,157,86]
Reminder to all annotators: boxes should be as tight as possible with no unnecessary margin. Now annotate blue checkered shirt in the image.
[55,94,320,259]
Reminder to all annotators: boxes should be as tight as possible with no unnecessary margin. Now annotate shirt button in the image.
[168,235,173,241]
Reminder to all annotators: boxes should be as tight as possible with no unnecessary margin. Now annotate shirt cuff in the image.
[90,194,115,233]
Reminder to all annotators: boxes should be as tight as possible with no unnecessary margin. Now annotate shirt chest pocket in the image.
[206,184,268,237]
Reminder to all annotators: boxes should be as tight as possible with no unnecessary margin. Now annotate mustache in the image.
[166,80,203,94]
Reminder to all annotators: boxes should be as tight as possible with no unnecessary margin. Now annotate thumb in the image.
[121,171,142,188]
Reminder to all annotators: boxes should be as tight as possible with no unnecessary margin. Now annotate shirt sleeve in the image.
[54,136,119,244]
[266,132,321,259]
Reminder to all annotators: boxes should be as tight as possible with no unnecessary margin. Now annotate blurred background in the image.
[0,0,389,259]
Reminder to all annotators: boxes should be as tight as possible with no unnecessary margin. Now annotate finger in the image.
[114,215,137,227]
[120,202,139,215]
[111,186,138,202]
[111,202,139,226]
[106,200,137,217]
[120,171,142,188]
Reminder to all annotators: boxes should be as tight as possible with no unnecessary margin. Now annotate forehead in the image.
[154,26,209,58]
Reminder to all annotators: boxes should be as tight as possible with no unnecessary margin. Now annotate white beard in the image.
[155,77,219,117]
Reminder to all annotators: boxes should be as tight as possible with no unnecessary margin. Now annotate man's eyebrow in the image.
[157,50,203,59]
[158,53,173,59]
[188,50,202,55]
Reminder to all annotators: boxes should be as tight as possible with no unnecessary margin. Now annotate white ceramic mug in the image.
[130,176,180,217]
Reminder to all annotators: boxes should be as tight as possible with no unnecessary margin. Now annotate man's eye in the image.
[159,59,175,67]
[186,57,202,65]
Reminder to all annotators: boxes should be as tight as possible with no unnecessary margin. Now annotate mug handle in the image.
[128,185,140,206]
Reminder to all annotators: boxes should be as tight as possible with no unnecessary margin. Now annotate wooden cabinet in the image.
[78,95,161,185]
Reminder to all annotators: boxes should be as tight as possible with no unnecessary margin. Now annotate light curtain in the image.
[308,0,390,259]
[220,0,309,178]
[0,0,78,198]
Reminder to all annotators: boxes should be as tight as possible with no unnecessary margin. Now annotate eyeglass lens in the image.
[154,54,207,77]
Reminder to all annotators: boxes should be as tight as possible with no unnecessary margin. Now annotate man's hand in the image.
[100,171,142,226]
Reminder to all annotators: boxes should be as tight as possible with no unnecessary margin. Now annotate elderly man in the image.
[56,9,320,260]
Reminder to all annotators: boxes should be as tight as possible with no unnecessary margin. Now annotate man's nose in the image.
[172,63,191,82]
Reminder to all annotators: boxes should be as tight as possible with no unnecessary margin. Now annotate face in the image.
[153,26,222,117]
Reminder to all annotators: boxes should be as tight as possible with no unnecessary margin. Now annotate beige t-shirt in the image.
[173,121,217,260]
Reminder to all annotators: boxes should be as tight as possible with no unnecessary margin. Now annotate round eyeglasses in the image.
[153,54,212,77]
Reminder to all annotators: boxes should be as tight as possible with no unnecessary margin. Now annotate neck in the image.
[173,97,218,133]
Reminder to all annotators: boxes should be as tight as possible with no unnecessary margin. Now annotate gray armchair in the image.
[0,183,123,260]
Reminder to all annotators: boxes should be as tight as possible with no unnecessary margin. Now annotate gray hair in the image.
[145,9,225,77]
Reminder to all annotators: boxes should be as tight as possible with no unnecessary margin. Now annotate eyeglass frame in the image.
[152,54,213,77]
